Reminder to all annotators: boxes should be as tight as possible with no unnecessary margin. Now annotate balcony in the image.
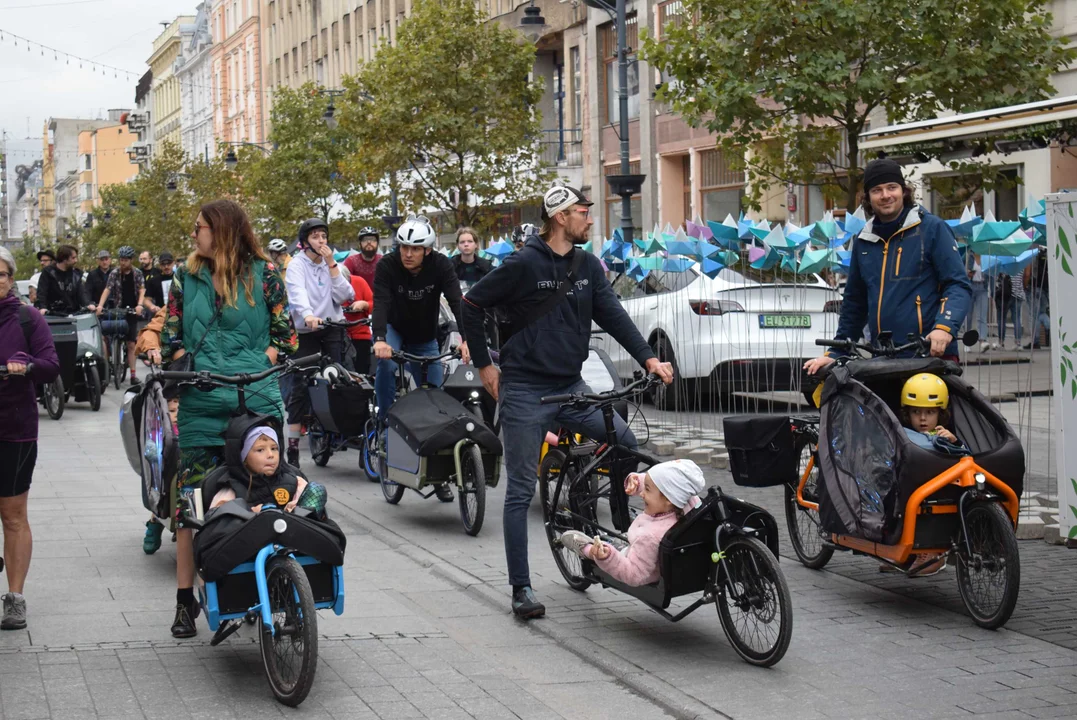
[538,127,583,167]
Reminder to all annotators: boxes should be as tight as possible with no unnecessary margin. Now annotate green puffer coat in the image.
[177,261,282,448]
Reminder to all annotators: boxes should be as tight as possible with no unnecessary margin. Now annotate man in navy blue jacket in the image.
[805,159,971,375]
[462,184,673,620]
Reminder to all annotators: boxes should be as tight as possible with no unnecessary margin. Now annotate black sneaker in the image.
[170,601,199,638]
[435,484,454,502]
[511,586,545,620]
[287,448,300,468]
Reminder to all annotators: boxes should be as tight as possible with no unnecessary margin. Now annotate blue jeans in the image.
[1029,289,1050,344]
[966,281,988,340]
[500,379,637,588]
[995,295,1022,344]
[375,325,443,420]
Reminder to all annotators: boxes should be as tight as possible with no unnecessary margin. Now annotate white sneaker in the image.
[979,342,990,352]
[558,530,594,559]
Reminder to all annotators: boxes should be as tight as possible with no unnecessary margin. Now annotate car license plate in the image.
[758,314,811,329]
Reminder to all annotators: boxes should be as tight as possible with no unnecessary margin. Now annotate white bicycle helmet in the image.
[395,215,437,248]
[267,238,288,253]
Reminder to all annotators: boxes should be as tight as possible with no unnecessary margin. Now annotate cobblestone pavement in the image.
[0,391,674,720]
[307,422,1077,720]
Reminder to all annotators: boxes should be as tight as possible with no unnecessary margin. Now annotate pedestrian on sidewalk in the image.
[805,159,971,375]
[144,200,298,638]
[461,183,673,619]
[0,246,60,631]
[993,271,1024,349]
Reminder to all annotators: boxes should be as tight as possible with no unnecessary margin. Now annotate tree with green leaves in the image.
[643,0,1074,212]
[244,83,384,244]
[339,0,552,231]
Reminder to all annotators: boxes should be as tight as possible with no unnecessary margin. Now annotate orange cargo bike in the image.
[724,332,1022,629]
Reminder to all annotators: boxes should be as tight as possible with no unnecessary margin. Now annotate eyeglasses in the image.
[0,272,11,280]
[574,208,591,217]
[194,221,210,233]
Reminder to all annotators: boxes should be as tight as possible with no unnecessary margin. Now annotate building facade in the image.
[178,4,217,162]
[211,0,267,145]
[77,122,139,228]
[39,118,114,237]
[149,16,197,153]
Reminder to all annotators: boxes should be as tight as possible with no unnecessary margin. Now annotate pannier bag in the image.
[308,377,371,436]
[387,388,502,457]
[139,380,178,519]
[119,386,144,476]
[194,500,347,582]
[723,415,798,487]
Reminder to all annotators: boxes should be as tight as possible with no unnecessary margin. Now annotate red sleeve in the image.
[344,275,373,339]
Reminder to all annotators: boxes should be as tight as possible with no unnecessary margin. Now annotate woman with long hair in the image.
[144,199,298,637]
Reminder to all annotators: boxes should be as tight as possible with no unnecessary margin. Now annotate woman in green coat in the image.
[150,199,298,638]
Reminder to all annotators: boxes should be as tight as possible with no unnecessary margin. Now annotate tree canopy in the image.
[643,0,1074,211]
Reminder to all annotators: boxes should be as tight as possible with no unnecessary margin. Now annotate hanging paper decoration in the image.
[706,215,741,249]
[980,247,1040,276]
[694,241,721,262]
[581,240,593,253]
[969,228,1034,257]
[692,217,714,241]
[626,258,649,282]
[635,256,666,271]
[737,213,755,241]
[750,246,781,270]
[700,257,725,279]
[798,248,839,275]
[842,206,867,238]
[780,253,798,272]
[485,239,514,260]
[642,236,666,256]
[946,204,983,242]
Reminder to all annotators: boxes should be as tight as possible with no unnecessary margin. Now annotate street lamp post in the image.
[222,141,274,170]
[582,0,645,247]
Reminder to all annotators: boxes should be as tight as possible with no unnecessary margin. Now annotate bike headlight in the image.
[84,351,94,359]
[273,518,288,534]
[974,473,986,491]
[465,422,475,433]
[470,391,479,399]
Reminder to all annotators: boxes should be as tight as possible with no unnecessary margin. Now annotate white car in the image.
[592,266,842,408]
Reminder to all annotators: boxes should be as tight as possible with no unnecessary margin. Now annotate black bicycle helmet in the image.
[511,224,537,246]
[297,218,329,248]
[358,225,379,241]
[117,245,136,259]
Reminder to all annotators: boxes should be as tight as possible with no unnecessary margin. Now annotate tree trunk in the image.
[845,130,862,213]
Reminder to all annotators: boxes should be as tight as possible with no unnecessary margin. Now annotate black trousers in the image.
[286,328,345,423]
[350,338,372,374]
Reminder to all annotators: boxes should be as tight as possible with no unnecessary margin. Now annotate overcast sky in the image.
[0,0,200,143]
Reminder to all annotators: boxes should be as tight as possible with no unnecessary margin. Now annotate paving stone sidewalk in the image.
[308,435,1077,720]
[0,392,674,720]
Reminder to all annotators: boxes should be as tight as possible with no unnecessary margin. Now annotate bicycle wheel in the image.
[956,502,1021,629]
[44,376,64,420]
[458,443,486,536]
[308,419,332,467]
[378,442,405,504]
[715,536,793,668]
[259,555,318,706]
[539,455,594,591]
[361,423,380,482]
[85,364,102,412]
[111,335,123,390]
[784,438,833,569]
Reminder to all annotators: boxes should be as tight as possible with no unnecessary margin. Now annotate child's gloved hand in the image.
[935,426,957,443]
[590,536,611,560]
[624,472,644,495]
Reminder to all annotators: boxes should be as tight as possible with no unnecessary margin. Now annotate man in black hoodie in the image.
[461,185,673,619]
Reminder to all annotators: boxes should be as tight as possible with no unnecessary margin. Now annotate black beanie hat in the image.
[863,158,906,192]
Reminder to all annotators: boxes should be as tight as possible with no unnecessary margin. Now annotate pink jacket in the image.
[591,482,680,587]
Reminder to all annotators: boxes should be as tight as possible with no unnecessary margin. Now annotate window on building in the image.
[699,149,745,221]
[600,17,639,126]
[682,154,692,220]
[930,168,1021,220]
[81,183,93,201]
[82,153,92,171]
[571,46,581,129]
[605,161,643,239]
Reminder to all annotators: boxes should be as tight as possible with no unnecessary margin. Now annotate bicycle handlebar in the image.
[322,317,370,328]
[540,373,661,406]
[151,353,322,387]
[0,363,34,376]
[391,347,460,365]
[815,335,928,359]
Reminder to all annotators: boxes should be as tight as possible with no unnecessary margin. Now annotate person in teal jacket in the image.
[806,159,971,375]
[149,199,298,638]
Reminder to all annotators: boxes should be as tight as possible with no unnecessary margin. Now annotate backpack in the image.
[17,304,35,352]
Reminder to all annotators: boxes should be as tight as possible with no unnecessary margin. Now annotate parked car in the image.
[593,266,842,409]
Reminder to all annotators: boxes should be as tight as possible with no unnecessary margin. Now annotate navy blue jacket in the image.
[835,206,972,357]
[462,235,654,385]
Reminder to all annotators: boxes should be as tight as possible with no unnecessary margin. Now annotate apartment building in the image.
[149,16,197,151]
[76,122,139,227]
[178,3,217,161]
[211,0,267,144]
[39,117,114,237]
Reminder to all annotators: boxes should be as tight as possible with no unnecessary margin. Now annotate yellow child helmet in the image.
[901,373,949,409]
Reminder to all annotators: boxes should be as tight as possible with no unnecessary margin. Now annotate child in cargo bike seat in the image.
[558,460,706,587]
[208,426,328,518]
[900,373,965,454]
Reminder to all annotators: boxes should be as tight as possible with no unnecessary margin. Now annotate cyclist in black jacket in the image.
[34,244,94,315]
[372,215,469,418]
[461,184,672,620]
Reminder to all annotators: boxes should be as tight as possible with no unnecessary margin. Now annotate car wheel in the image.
[650,336,686,411]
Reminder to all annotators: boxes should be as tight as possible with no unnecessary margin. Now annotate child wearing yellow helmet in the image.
[900,373,959,445]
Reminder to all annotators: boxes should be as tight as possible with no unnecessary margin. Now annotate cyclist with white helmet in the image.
[284,218,355,467]
[372,216,469,499]
[267,238,291,280]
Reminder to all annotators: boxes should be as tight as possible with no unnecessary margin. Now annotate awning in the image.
[858,96,1077,150]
